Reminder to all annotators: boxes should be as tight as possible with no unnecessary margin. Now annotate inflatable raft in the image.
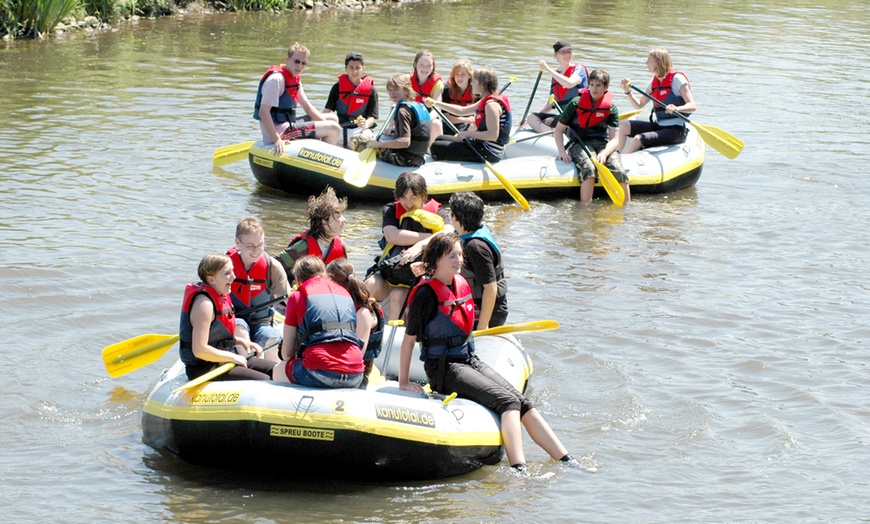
[248,121,705,202]
[141,328,532,481]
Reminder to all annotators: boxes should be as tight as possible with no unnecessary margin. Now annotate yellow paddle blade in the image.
[484,161,530,211]
[343,147,378,188]
[213,141,255,167]
[365,365,387,389]
[473,319,560,337]
[619,107,646,120]
[592,156,626,207]
[102,333,179,378]
[690,121,745,159]
[172,362,235,393]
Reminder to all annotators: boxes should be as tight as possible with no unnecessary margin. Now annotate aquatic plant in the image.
[1,0,79,38]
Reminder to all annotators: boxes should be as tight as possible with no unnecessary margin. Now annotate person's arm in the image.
[477,282,498,331]
[371,107,411,149]
[544,63,583,89]
[323,83,339,113]
[554,122,571,163]
[459,100,500,142]
[269,256,291,314]
[280,293,300,360]
[428,98,477,117]
[599,126,620,163]
[190,296,248,366]
[383,224,431,247]
[671,77,696,114]
[430,79,444,102]
[619,77,651,110]
[355,307,375,354]
[398,332,423,392]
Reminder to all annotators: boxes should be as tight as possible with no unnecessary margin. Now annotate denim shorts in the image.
[289,360,364,389]
[236,318,281,347]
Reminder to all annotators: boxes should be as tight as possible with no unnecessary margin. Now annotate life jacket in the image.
[444,81,474,106]
[295,276,362,356]
[378,200,445,261]
[395,101,431,156]
[179,283,236,366]
[551,63,589,104]
[358,302,385,361]
[227,246,273,323]
[460,225,507,323]
[571,88,613,141]
[253,65,300,124]
[411,72,443,102]
[409,274,476,361]
[650,70,689,127]
[276,231,347,285]
[335,74,374,121]
[474,94,512,145]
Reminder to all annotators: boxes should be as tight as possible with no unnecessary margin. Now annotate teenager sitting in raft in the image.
[426,68,512,163]
[179,254,275,381]
[398,232,580,473]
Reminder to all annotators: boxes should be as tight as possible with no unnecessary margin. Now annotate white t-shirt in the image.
[258,72,310,143]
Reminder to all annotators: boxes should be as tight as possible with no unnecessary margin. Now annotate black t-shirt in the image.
[404,284,440,339]
[462,237,509,325]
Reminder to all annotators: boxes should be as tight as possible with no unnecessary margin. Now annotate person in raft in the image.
[448,192,508,330]
[618,48,696,154]
[323,51,379,150]
[554,68,631,203]
[410,49,444,147]
[364,171,453,321]
[179,253,275,381]
[227,217,291,361]
[276,186,348,288]
[366,73,431,167]
[398,232,579,473]
[521,39,589,132]
[253,42,342,156]
[273,256,365,388]
[326,258,385,388]
[440,59,477,133]
[427,68,512,163]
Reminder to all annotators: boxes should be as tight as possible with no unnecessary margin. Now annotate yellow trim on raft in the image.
[142,398,502,447]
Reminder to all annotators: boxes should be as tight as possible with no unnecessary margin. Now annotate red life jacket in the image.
[394,198,442,219]
[650,70,689,103]
[574,89,613,129]
[336,74,374,119]
[411,72,443,103]
[227,246,269,307]
[474,94,512,145]
[552,63,588,103]
[408,274,475,361]
[179,283,236,365]
[302,234,347,265]
[253,65,301,123]
[445,81,474,106]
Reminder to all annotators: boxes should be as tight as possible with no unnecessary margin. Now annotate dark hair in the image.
[307,186,347,239]
[345,52,364,66]
[293,255,326,284]
[422,231,461,275]
[394,171,428,200]
[326,258,378,315]
[588,68,610,88]
[472,68,498,95]
[448,192,484,232]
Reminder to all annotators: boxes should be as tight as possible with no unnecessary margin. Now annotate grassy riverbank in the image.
[1,0,398,40]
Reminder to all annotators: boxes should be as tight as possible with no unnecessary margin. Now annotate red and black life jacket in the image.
[253,65,301,123]
[179,283,236,365]
[411,72,443,103]
[409,274,475,361]
[571,88,613,141]
[335,74,374,120]
[474,93,513,145]
[227,246,272,323]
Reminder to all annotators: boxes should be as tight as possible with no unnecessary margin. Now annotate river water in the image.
[2,0,870,521]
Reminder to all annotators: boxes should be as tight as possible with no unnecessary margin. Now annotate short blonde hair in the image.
[386,73,417,101]
[235,216,264,239]
[648,48,673,77]
[288,42,310,59]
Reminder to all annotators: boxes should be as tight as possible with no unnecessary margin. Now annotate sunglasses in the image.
[293,59,308,66]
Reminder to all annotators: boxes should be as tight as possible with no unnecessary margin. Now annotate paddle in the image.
[518,70,543,128]
[343,104,399,188]
[627,84,744,159]
[213,141,255,167]
[171,340,280,393]
[619,107,646,120]
[552,99,626,207]
[472,319,560,337]
[102,295,287,377]
[430,104,531,211]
